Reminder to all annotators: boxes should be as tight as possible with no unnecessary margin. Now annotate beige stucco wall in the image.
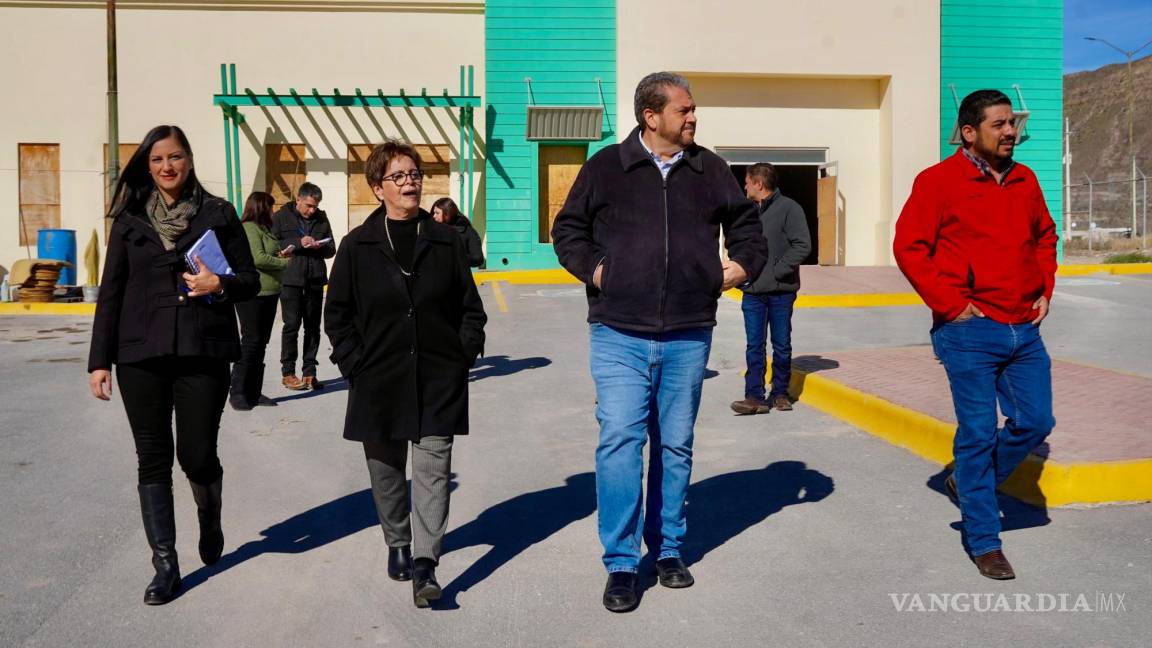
[617,0,940,266]
[0,2,483,278]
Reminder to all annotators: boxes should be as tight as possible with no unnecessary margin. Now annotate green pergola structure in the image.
[212,63,480,214]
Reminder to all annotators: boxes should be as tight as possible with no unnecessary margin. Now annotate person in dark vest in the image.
[325,139,487,609]
[731,162,811,415]
[88,124,260,604]
[271,182,334,391]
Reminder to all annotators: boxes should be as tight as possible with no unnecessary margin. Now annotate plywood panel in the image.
[538,145,586,243]
[18,144,60,245]
[265,143,306,210]
[816,175,842,266]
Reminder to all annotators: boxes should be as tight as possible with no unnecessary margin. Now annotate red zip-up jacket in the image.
[894,148,1058,325]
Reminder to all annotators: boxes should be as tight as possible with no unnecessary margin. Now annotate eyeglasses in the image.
[382,170,425,186]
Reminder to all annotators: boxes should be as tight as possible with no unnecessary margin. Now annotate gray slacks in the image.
[363,435,453,562]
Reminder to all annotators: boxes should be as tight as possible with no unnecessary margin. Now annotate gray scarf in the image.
[146,188,198,250]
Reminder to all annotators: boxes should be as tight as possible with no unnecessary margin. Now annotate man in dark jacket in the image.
[552,71,767,613]
[731,163,811,415]
[272,182,336,390]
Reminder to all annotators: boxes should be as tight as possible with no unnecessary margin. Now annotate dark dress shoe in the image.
[602,572,639,612]
[655,557,695,588]
[973,549,1016,580]
[412,558,442,608]
[256,394,278,407]
[387,545,412,581]
[944,474,959,505]
[228,394,253,411]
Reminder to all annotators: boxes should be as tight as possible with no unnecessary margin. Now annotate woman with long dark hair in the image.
[326,140,486,608]
[88,125,259,605]
[230,191,291,410]
[430,196,485,268]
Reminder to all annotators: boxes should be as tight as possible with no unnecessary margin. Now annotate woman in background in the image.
[88,124,259,605]
[230,191,291,410]
[431,197,485,268]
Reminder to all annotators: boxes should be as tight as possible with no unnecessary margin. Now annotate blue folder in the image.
[184,229,234,277]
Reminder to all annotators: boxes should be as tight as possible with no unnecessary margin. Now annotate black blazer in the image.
[88,193,260,372]
[324,208,487,443]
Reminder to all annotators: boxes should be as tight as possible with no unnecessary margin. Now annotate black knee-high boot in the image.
[189,478,224,565]
[138,482,182,605]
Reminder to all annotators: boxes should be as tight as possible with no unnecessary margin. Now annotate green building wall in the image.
[484,0,617,269]
[940,0,1064,252]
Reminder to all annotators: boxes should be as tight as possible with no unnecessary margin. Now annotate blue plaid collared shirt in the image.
[639,131,684,179]
[961,147,1015,185]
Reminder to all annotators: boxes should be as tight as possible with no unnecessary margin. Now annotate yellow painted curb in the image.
[0,302,95,316]
[787,369,1152,506]
[724,289,924,308]
[1057,263,1152,276]
[474,269,581,285]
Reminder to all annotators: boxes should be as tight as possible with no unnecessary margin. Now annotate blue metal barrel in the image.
[37,229,77,286]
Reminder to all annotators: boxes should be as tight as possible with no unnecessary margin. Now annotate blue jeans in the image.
[742,292,797,400]
[589,323,713,573]
[930,317,1054,557]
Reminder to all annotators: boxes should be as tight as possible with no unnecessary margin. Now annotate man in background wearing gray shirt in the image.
[731,162,812,415]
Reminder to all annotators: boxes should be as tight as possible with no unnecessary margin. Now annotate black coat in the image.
[88,193,260,372]
[324,208,487,443]
[452,215,485,268]
[551,127,768,333]
[271,202,336,287]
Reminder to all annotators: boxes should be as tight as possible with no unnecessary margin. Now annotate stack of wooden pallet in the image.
[15,260,68,303]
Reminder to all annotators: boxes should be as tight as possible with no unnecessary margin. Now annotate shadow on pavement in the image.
[927,463,1051,557]
[680,461,835,566]
[436,472,597,610]
[469,355,552,382]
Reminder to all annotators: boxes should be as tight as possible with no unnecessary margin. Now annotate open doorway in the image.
[729,163,820,265]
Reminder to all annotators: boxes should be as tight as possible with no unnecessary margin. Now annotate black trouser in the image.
[280,284,324,378]
[117,356,229,486]
[231,294,280,405]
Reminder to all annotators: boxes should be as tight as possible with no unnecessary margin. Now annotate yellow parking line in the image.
[490,281,509,313]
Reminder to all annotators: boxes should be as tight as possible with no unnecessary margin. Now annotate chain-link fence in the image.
[1065,169,1148,251]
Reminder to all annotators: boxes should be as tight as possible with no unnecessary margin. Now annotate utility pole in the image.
[107,0,119,204]
[1063,118,1072,244]
[1085,36,1152,242]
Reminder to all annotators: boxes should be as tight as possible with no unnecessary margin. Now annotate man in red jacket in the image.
[894,89,1058,580]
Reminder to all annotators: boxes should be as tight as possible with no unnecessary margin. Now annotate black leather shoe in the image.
[228,394,253,411]
[655,557,694,588]
[602,572,639,612]
[387,545,412,581]
[412,558,442,608]
[256,394,278,407]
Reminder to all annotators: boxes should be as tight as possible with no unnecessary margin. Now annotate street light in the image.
[1084,36,1152,245]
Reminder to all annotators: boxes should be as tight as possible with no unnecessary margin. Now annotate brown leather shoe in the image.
[973,550,1016,580]
[302,376,323,391]
[772,394,793,411]
[731,398,771,415]
[282,374,307,391]
[944,474,959,505]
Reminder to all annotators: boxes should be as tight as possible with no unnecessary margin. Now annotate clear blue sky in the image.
[1065,0,1152,73]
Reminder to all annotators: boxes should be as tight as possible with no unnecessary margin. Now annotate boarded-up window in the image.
[265,143,306,211]
[18,144,61,245]
[347,144,452,230]
[103,143,138,236]
[538,145,586,243]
